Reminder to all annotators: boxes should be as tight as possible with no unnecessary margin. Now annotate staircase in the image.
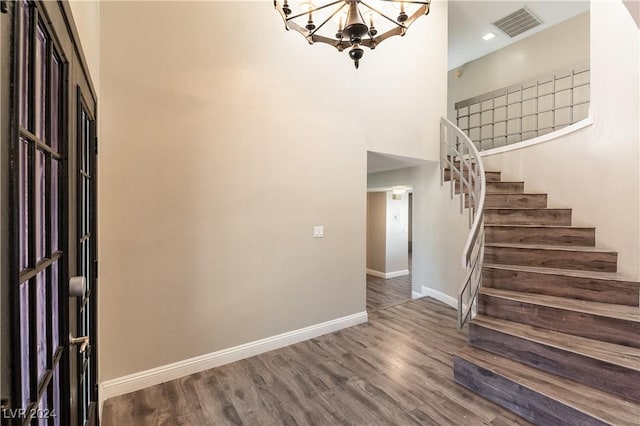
[447,168,640,425]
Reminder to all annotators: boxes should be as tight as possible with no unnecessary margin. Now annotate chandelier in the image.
[274,0,431,69]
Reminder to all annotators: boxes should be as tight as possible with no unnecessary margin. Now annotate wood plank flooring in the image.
[365,273,412,312]
[102,275,532,426]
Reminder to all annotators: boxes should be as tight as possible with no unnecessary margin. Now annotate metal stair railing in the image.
[440,117,487,329]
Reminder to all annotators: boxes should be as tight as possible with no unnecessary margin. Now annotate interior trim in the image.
[415,285,458,309]
[479,117,594,157]
[99,311,368,414]
[366,269,410,279]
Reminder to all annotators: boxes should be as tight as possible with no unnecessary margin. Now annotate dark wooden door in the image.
[71,90,97,426]
[3,2,98,425]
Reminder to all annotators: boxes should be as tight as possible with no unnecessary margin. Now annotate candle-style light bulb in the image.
[301,1,316,30]
[282,0,291,15]
[397,2,408,23]
[333,9,347,38]
[364,11,378,36]
[300,1,314,15]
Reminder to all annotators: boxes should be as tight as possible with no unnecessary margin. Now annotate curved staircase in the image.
[448,168,640,425]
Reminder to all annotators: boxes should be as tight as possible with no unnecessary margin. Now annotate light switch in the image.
[314,226,324,238]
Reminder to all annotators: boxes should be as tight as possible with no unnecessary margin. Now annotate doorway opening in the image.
[366,187,413,312]
[365,150,429,312]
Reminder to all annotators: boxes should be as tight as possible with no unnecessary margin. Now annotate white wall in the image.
[359,1,448,161]
[99,0,447,382]
[385,192,409,273]
[482,0,639,280]
[68,1,100,95]
[448,12,590,121]
[368,165,468,301]
[408,194,413,246]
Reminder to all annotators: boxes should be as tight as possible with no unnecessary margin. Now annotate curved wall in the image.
[482,1,639,280]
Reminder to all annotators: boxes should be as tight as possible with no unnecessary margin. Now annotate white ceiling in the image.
[448,1,590,70]
[367,151,430,174]
[367,1,590,175]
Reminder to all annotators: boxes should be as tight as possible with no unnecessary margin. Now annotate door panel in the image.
[4,1,98,425]
[73,93,97,426]
[12,2,66,423]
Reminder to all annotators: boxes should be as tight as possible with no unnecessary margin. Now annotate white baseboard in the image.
[366,268,410,279]
[366,269,385,278]
[421,286,458,309]
[387,269,410,279]
[411,290,424,299]
[99,311,368,408]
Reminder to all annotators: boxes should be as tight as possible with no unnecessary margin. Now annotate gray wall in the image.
[366,193,387,273]
[98,1,448,381]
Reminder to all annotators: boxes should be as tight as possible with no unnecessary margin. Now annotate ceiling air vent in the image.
[493,8,542,38]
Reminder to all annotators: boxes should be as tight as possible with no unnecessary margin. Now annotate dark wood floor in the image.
[366,252,413,312]
[366,273,412,312]
[103,273,532,426]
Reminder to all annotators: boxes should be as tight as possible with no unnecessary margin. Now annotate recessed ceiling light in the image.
[482,32,496,41]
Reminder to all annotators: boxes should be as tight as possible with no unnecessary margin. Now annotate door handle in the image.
[69,276,86,297]
[69,335,90,353]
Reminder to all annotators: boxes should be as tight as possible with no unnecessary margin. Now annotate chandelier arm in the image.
[377,0,430,6]
[274,2,291,28]
[359,1,405,28]
[309,2,349,37]
[281,14,351,50]
[286,0,345,22]
[309,34,351,51]
[285,19,318,44]
[399,4,431,29]
[364,25,404,46]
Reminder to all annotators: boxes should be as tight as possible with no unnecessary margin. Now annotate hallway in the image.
[366,271,412,312]
[103,272,531,425]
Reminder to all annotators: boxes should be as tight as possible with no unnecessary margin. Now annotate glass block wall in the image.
[455,63,590,151]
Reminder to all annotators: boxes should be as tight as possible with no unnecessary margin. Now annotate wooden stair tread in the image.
[484,182,525,187]
[480,287,640,322]
[484,263,637,283]
[484,208,569,211]
[456,164,640,422]
[455,346,640,425]
[484,225,597,245]
[485,181,524,183]
[485,225,594,229]
[472,315,640,372]
[484,193,547,196]
[485,242,617,253]
[455,181,525,185]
